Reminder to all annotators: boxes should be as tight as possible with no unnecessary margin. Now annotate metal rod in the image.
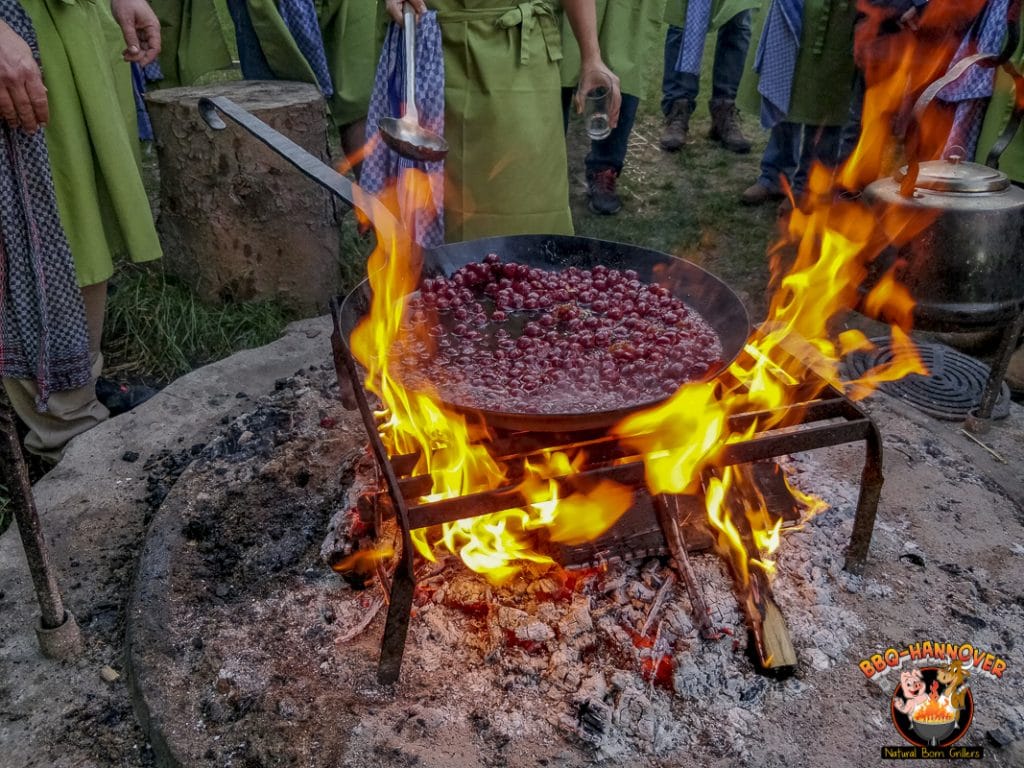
[0,404,82,659]
[843,419,884,574]
[974,305,1024,421]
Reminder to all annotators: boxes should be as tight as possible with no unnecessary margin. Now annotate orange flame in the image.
[346,10,969,584]
[913,696,958,724]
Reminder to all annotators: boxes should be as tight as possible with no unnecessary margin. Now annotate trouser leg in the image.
[585,94,640,175]
[793,124,841,197]
[226,0,276,80]
[710,10,752,102]
[662,26,699,115]
[838,70,866,165]
[758,122,800,191]
[2,282,109,463]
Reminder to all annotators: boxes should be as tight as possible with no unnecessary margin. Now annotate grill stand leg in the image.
[0,404,82,659]
[969,305,1024,428]
[843,420,883,575]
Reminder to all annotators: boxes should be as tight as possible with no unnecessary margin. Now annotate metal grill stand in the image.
[330,301,883,685]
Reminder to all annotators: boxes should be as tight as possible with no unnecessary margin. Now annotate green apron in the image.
[738,0,856,127]
[434,0,573,241]
[245,0,377,127]
[663,0,760,30]
[560,0,667,98]
[22,0,162,287]
[149,0,233,87]
[975,19,1024,183]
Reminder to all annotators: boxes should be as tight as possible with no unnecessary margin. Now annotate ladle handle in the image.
[198,96,406,239]
[402,2,419,124]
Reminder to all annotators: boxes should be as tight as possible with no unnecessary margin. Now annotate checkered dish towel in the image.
[361,11,445,248]
[675,0,713,76]
[753,0,804,129]
[0,0,92,410]
[279,0,335,97]
[938,0,1010,157]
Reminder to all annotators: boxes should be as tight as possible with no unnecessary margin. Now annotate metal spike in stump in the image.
[0,403,82,659]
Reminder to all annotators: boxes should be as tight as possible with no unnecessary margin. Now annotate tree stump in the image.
[146,81,342,314]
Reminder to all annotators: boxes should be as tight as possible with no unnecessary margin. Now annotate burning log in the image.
[720,481,797,675]
[653,495,719,641]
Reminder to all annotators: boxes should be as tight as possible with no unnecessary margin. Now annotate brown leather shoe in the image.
[709,99,752,154]
[659,99,693,151]
[740,182,784,206]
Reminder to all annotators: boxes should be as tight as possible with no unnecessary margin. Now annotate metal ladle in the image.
[378,2,449,162]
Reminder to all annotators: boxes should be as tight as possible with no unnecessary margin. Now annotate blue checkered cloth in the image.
[130,64,155,141]
[361,12,445,248]
[0,0,91,408]
[279,0,334,97]
[753,0,804,129]
[939,0,1009,157]
[675,0,714,75]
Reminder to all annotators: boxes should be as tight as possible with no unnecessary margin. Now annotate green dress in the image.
[244,0,377,127]
[433,0,573,241]
[663,0,760,31]
[149,0,233,87]
[560,0,667,98]
[975,19,1024,183]
[22,0,162,287]
[738,0,856,127]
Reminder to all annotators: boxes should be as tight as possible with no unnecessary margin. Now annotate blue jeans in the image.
[661,11,752,115]
[562,89,641,175]
[226,0,276,80]
[758,122,841,197]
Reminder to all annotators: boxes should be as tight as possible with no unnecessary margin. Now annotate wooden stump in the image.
[146,81,342,314]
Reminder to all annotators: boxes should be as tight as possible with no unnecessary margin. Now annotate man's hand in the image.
[386,0,427,23]
[0,20,48,132]
[111,0,161,66]
[576,60,621,129]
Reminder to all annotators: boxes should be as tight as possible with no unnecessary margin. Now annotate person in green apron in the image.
[976,14,1023,395]
[737,0,857,206]
[560,0,666,215]
[227,0,377,156]
[387,0,621,241]
[1,0,163,461]
[660,0,760,153]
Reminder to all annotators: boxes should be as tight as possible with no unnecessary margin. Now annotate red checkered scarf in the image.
[0,0,91,410]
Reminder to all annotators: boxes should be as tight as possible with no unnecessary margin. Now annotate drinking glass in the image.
[580,73,612,141]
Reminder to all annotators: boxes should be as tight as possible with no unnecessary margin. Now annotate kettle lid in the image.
[895,155,1011,193]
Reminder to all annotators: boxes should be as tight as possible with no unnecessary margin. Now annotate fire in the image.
[913,695,958,724]
[346,9,973,584]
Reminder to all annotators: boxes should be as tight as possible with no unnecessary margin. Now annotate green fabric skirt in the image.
[245,0,377,127]
[434,0,573,241]
[560,0,667,98]
[738,0,856,127]
[22,0,162,287]
[149,0,233,87]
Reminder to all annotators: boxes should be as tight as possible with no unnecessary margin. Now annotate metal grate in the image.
[846,338,1010,421]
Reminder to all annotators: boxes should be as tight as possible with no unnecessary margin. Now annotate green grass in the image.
[102,264,296,384]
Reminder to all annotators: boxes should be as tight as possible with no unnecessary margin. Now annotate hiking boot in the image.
[659,99,693,151]
[740,181,784,206]
[586,168,622,215]
[709,99,752,154]
[96,378,158,417]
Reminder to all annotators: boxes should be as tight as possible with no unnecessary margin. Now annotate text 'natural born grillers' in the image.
[392,254,724,414]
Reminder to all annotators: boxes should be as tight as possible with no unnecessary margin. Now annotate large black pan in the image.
[199,97,751,432]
